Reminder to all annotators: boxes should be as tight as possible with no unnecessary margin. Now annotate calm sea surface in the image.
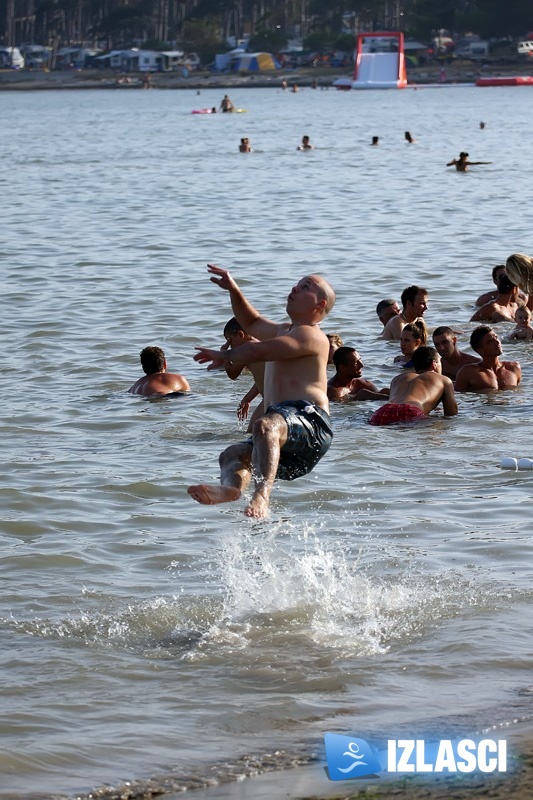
[1,84,533,798]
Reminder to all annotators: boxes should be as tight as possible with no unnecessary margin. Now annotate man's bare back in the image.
[365,347,458,425]
[128,372,190,397]
[128,346,190,397]
[387,370,456,415]
[470,299,518,323]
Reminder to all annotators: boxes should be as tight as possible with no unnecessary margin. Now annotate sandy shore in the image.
[2,61,533,91]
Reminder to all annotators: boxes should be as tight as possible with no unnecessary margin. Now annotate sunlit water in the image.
[1,85,533,798]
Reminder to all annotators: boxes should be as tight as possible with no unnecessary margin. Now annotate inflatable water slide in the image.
[334,32,407,90]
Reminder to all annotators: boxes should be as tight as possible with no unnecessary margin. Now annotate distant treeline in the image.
[1,0,530,63]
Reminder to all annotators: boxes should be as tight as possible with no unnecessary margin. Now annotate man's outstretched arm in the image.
[207,264,279,341]
[194,327,323,370]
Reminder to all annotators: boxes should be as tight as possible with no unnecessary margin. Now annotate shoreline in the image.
[2,62,533,91]
[64,724,533,800]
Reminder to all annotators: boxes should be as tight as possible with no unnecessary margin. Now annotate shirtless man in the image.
[297,135,314,150]
[361,347,457,425]
[475,264,506,307]
[219,94,235,112]
[188,265,335,518]
[376,298,400,327]
[432,326,480,380]
[222,317,264,428]
[327,347,387,401]
[128,346,190,397]
[455,327,521,392]
[470,274,520,323]
[446,152,491,172]
[381,285,428,341]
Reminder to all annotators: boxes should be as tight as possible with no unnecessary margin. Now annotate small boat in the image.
[476,76,533,87]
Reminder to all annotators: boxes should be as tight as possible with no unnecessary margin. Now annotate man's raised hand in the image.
[207,263,237,292]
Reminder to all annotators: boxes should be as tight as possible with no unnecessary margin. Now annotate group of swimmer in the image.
[215,94,488,169]
[128,252,533,519]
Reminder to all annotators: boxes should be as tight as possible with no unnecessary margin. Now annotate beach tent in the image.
[214,48,246,72]
[232,52,280,71]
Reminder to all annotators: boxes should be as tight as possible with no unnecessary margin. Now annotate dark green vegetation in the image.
[1,0,531,65]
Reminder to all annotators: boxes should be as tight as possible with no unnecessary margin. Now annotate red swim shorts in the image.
[369,403,426,426]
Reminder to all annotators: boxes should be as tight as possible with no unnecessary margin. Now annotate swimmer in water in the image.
[360,347,458,424]
[128,346,190,397]
[376,298,400,327]
[455,327,521,391]
[239,137,252,152]
[394,322,426,369]
[508,305,533,341]
[371,136,379,146]
[446,152,492,172]
[220,94,235,112]
[405,131,416,143]
[297,135,314,150]
[432,326,480,380]
[327,347,385,402]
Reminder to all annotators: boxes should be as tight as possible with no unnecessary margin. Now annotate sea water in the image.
[1,84,533,798]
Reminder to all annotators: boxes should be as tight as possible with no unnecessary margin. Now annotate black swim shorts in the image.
[266,400,333,481]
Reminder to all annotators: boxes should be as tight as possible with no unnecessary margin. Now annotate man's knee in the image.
[219,442,251,469]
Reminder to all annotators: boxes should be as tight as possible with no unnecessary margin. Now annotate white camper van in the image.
[0,47,25,69]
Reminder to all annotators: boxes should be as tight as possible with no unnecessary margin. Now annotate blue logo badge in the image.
[324,733,383,780]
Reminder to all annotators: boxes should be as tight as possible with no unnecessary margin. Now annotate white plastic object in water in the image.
[501,457,518,470]
[517,458,533,470]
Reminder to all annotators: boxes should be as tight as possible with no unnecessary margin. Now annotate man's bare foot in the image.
[244,495,270,519]
[187,484,241,505]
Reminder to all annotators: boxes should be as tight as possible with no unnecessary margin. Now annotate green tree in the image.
[182,18,225,63]
[248,27,287,52]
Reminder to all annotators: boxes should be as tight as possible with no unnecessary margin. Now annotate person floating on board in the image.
[128,347,190,397]
[446,152,492,172]
[188,264,335,518]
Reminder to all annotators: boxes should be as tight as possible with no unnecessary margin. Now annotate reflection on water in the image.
[1,86,533,798]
